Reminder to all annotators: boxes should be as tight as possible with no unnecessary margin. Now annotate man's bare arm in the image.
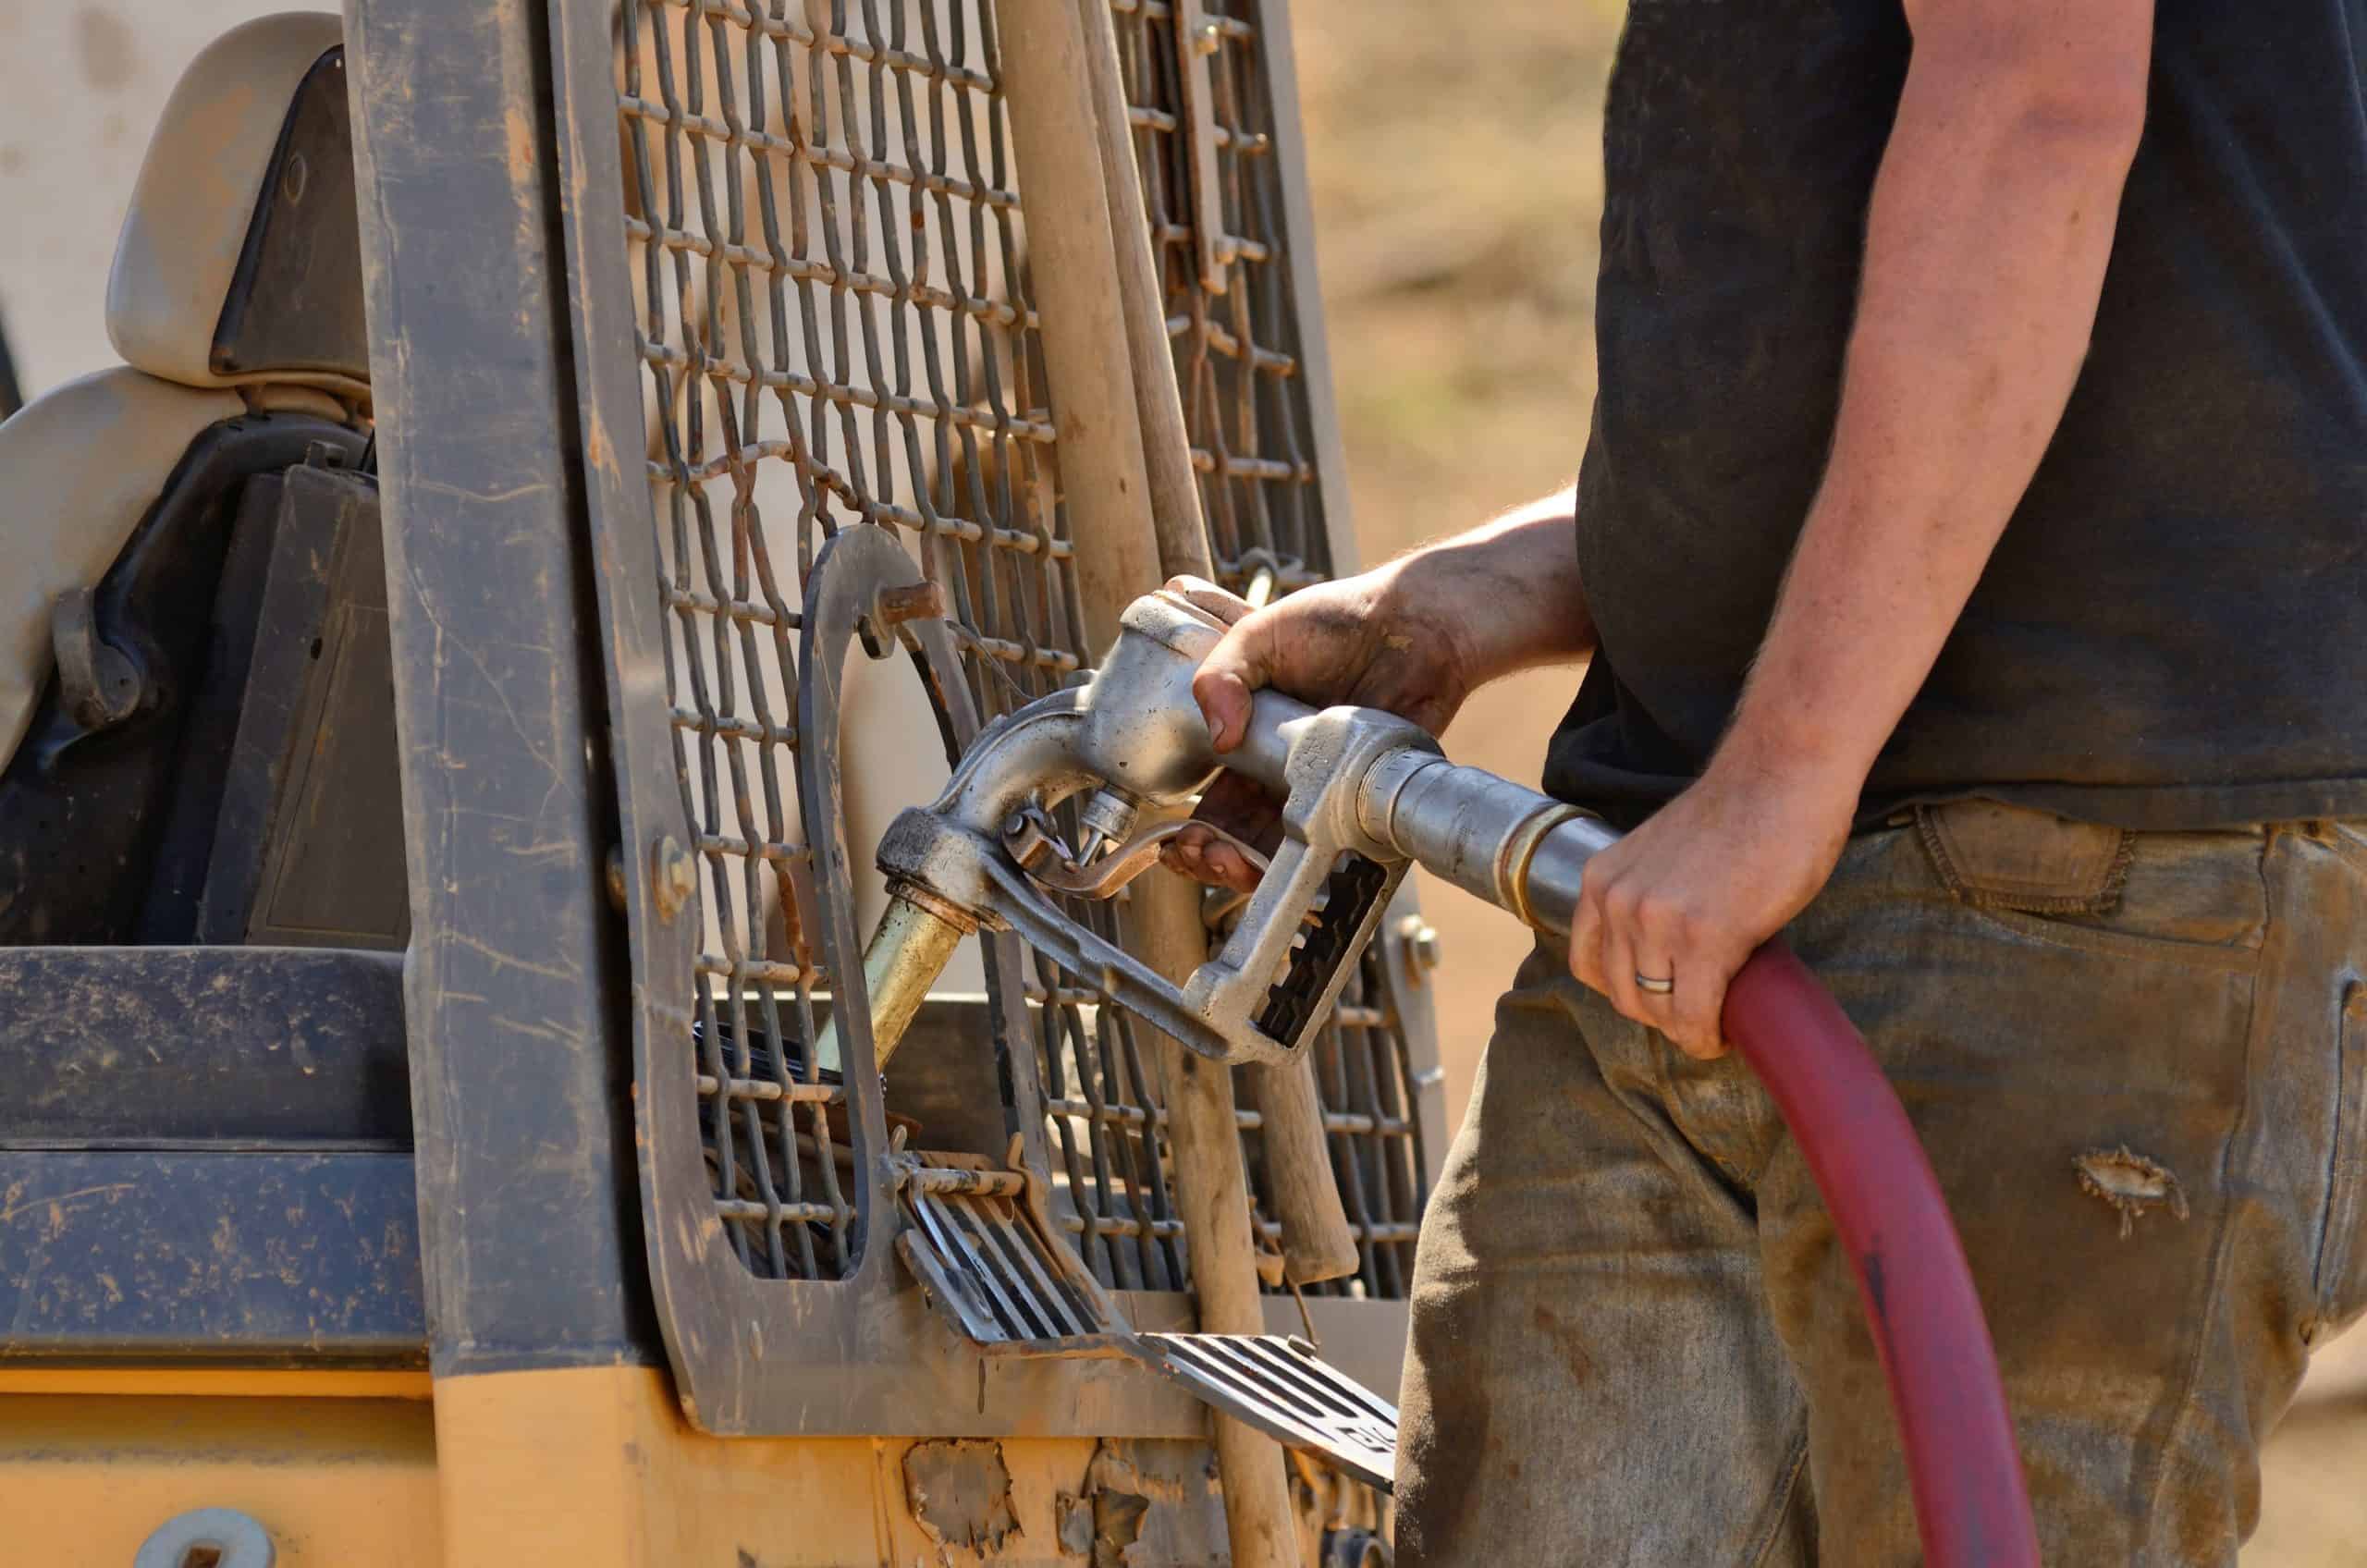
[1191,486,1591,750]
[1571,0,2156,1056]
[1726,1,2153,801]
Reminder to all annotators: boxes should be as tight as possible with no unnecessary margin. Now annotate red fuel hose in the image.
[1723,940,2040,1567]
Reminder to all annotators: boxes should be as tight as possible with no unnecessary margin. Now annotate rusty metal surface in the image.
[613,0,1114,1289]
[0,945,407,1148]
[1061,1439,1233,1567]
[578,0,1435,1441]
[896,1146,1402,1488]
[0,1147,423,1364]
[560,0,1261,1416]
[352,0,656,1377]
[898,1151,1131,1348]
[902,1439,1024,1555]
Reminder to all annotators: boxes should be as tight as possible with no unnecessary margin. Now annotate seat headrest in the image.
[106,13,368,404]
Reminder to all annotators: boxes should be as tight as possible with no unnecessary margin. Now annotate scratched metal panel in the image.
[0,1149,424,1364]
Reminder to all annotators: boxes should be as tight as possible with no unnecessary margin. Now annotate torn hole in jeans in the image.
[2076,1145,2190,1239]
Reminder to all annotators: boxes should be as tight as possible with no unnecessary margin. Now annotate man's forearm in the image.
[1721,9,2152,792]
[1385,486,1596,688]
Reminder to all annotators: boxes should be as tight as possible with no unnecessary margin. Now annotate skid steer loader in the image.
[0,4,1445,1563]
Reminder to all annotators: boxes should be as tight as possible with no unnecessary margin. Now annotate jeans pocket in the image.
[1915,799,2131,914]
[1914,801,2268,963]
[2314,981,2367,1338]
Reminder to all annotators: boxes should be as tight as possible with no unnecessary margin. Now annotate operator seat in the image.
[0,12,392,945]
[0,12,422,1370]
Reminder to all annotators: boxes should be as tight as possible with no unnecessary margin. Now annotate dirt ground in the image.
[1291,1,2367,1558]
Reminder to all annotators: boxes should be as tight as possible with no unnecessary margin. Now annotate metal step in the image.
[896,1155,1401,1490]
[1132,1332,1398,1490]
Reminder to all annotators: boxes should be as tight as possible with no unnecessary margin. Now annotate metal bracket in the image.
[50,585,142,731]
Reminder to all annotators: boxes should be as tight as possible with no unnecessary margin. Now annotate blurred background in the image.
[0,0,2357,1558]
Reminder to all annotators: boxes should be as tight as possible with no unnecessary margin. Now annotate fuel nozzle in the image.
[870,582,1442,1064]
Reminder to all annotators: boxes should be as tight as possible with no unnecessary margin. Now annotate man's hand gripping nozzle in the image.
[841,583,1368,1065]
[841,578,1619,1069]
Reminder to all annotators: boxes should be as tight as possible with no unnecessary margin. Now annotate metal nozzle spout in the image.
[815,888,971,1073]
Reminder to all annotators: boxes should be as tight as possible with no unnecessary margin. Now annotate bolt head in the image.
[654,836,697,918]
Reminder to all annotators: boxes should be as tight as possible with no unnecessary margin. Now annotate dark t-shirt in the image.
[1542,2,2367,831]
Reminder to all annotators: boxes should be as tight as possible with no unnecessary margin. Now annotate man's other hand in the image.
[1567,756,1855,1059]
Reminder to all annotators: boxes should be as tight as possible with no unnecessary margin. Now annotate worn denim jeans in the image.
[1395,802,2367,1566]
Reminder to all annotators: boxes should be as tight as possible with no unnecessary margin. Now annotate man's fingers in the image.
[1664,965,1729,1060]
[1165,573,1261,753]
[1599,885,1650,1025]
[1573,865,1738,1059]
[1201,840,1262,894]
[1160,823,1264,895]
[1656,900,1724,1058]
[1566,877,1609,997]
[1195,773,1283,855]
[1191,614,1277,753]
[1636,900,1711,1057]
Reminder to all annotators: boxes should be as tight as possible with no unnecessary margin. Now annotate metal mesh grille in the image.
[617,0,1424,1298]
[621,0,1092,1280]
[621,0,1201,1287]
[1109,0,1326,597]
[1290,950,1428,1298]
[1038,982,1191,1292]
[1108,0,1429,1298]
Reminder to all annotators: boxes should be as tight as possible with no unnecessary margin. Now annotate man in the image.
[1165,2,2367,1561]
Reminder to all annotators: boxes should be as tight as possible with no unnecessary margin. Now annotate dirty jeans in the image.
[1395,802,2367,1566]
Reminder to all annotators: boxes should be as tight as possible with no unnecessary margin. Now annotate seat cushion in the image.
[0,367,242,763]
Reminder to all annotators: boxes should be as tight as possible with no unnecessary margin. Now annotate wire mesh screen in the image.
[622,0,1065,1280]
[1109,0,1326,598]
[616,0,1423,1299]
[1108,0,1430,1298]
[619,0,1199,1288]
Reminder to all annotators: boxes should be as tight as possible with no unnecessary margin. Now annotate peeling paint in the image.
[903,1439,1022,1561]
[1054,1443,1159,1566]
